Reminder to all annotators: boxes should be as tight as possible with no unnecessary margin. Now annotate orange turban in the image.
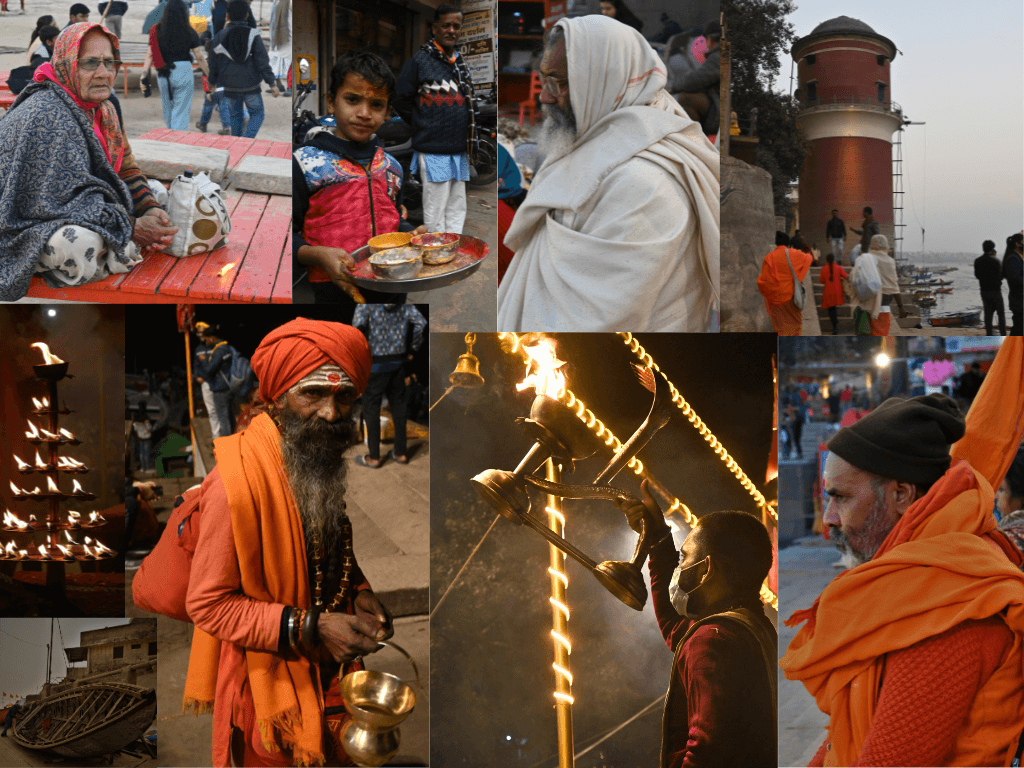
[251,318,370,402]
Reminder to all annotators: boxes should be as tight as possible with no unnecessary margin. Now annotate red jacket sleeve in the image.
[854,617,1011,766]
[185,468,288,652]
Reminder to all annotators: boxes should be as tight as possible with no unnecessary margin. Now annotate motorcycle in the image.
[468,93,498,187]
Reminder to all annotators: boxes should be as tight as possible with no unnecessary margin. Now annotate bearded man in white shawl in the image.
[497,16,720,332]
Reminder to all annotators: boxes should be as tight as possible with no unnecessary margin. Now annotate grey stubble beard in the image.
[538,102,578,165]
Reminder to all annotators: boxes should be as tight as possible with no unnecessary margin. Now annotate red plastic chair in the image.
[518,71,543,126]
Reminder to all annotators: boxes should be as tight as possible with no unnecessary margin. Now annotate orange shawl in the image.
[780,337,1024,767]
[183,412,325,766]
[757,245,812,306]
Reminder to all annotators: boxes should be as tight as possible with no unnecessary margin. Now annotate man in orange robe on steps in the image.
[780,338,1024,767]
[183,319,394,767]
[757,231,813,336]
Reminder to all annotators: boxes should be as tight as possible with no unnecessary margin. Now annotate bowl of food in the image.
[411,232,460,265]
[368,246,423,280]
[368,232,414,255]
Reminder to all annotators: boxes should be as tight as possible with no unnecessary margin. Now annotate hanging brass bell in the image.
[448,333,484,388]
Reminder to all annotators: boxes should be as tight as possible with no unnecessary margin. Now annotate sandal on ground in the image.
[388,450,409,465]
[356,455,384,469]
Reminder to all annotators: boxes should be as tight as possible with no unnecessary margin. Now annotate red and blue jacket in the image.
[292,131,407,283]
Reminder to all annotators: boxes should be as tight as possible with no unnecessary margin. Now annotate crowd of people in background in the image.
[974,234,1024,336]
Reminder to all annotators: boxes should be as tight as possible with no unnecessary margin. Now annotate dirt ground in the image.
[0,0,291,144]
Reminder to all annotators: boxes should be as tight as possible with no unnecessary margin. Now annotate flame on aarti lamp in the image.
[39,428,58,440]
[71,479,84,494]
[59,428,74,440]
[25,420,40,439]
[93,540,112,554]
[516,339,567,398]
[47,477,59,493]
[4,541,16,557]
[89,511,104,524]
[31,342,64,365]
[68,511,81,525]
[13,455,29,471]
[31,397,42,409]
[34,450,46,468]
[3,510,29,530]
[218,262,237,278]
[56,544,73,559]
[9,481,22,495]
[36,544,49,559]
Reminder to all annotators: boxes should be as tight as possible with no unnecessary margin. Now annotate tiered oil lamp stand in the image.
[1,347,116,604]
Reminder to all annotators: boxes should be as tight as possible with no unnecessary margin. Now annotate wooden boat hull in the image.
[930,311,982,327]
[12,682,156,759]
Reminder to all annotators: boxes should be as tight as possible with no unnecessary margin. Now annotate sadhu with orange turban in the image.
[780,338,1024,767]
[181,319,392,767]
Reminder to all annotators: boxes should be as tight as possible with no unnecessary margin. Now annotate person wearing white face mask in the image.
[617,483,777,768]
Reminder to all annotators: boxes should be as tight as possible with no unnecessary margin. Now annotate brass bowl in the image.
[368,247,423,280]
[368,232,413,255]
[411,232,460,265]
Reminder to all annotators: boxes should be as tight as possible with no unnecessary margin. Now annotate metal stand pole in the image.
[546,459,574,768]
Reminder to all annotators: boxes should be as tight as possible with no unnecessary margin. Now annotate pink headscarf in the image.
[33,22,125,172]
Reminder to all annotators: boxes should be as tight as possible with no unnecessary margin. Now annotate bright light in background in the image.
[876,352,891,367]
[47,309,56,318]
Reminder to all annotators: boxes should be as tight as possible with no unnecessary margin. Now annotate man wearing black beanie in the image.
[780,374,1024,767]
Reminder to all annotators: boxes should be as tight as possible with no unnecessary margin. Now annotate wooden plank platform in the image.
[21,133,292,304]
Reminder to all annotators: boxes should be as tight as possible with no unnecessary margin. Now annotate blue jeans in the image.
[830,237,844,262]
[158,61,195,131]
[222,91,264,138]
[211,389,235,438]
[199,91,228,128]
[134,438,152,471]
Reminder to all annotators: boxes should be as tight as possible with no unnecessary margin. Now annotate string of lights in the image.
[617,333,778,521]
[497,333,778,610]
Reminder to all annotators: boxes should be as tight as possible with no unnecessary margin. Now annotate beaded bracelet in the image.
[289,608,305,657]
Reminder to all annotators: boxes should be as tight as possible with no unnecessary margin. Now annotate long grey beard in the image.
[538,103,578,165]
[278,407,354,553]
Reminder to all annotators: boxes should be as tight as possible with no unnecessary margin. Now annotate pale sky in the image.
[778,0,1023,253]
[0,618,130,706]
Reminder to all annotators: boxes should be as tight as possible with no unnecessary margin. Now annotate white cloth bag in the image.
[166,171,232,258]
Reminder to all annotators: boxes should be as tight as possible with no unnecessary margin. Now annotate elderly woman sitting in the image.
[0,23,177,301]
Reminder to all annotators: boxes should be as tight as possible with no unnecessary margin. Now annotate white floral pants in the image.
[37,226,142,286]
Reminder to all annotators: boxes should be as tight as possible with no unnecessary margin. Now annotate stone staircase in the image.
[809,265,923,333]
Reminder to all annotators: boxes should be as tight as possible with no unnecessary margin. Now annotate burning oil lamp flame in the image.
[72,479,84,494]
[31,397,42,409]
[3,510,29,529]
[47,477,59,493]
[59,428,74,440]
[25,420,40,439]
[517,339,567,399]
[34,450,46,468]
[4,542,16,557]
[82,544,94,558]
[218,262,237,278]
[37,544,50,559]
[13,455,29,471]
[68,511,81,526]
[39,428,58,440]
[93,540,113,554]
[29,487,40,496]
[56,544,73,559]
[89,511,104,524]
[31,342,64,365]
[9,481,22,495]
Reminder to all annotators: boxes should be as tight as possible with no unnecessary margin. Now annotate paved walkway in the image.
[779,538,844,767]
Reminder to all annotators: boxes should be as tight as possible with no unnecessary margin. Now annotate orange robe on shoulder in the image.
[780,338,1024,767]
[757,245,813,335]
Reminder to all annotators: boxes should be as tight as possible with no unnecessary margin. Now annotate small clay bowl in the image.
[368,232,413,255]
[411,232,460,265]
[368,247,423,280]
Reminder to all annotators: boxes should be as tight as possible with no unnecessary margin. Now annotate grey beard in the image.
[538,103,578,164]
[828,492,893,566]
[278,407,354,552]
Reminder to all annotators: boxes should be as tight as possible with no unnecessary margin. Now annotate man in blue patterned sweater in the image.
[395,4,477,235]
[352,304,428,468]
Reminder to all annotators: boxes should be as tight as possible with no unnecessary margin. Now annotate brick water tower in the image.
[791,17,903,260]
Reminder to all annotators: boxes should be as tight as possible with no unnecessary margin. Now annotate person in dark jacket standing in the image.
[614,493,777,768]
[671,20,720,136]
[974,240,1005,336]
[352,304,427,468]
[195,325,235,438]
[210,0,278,138]
[826,208,846,264]
[1004,233,1024,336]
[394,4,476,234]
[850,206,880,254]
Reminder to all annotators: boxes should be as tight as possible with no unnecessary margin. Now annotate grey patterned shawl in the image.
[0,81,135,301]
